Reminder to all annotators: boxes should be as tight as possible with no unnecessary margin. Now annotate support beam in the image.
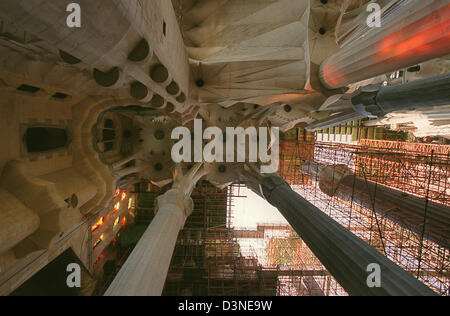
[259,176,438,296]
[319,0,450,89]
[352,72,450,117]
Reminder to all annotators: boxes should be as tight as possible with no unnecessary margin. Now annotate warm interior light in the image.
[94,253,104,265]
[321,3,450,89]
[91,216,104,232]
[93,238,102,248]
[121,191,127,201]
[121,217,127,227]
[114,217,120,228]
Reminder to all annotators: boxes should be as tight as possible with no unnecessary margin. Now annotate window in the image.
[52,92,70,100]
[100,117,116,153]
[104,119,115,129]
[114,217,120,228]
[102,129,116,142]
[104,142,114,152]
[17,84,40,93]
[92,217,104,232]
[25,127,68,153]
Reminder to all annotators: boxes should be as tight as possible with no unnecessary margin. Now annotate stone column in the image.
[352,72,450,117]
[259,176,437,296]
[105,164,205,296]
[104,189,193,296]
[319,0,450,89]
[303,161,450,249]
[339,175,450,249]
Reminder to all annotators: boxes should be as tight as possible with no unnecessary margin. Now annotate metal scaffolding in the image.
[121,133,449,296]
[279,139,450,296]
[264,226,347,296]
[356,139,450,205]
[132,181,348,296]
[132,181,279,296]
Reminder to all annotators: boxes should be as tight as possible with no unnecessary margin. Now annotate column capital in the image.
[155,189,194,228]
[352,85,384,117]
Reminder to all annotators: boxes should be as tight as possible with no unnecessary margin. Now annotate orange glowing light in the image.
[114,188,120,198]
[114,217,120,228]
[322,3,450,89]
[93,238,102,248]
[113,202,120,213]
[91,217,104,232]
[121,217,127,227]
[121,191,127,201]
[94,253,104,265]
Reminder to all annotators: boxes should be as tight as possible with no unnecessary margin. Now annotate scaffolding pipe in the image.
[259,176,438,296]
[319,0,450,90]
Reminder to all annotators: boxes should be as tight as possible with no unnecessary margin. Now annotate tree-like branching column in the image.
[105,163,206,296]
[242,165,437,296]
